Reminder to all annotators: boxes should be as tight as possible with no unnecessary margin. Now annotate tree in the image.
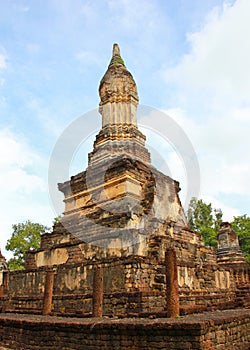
[5,220,49,270]
[231,215,250,263]
[187,198,250,262]
[187,197,223,248]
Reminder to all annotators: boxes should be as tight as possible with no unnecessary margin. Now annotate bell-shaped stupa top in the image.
[99,44,138,110]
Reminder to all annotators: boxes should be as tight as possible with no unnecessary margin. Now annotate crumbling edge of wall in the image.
[0,308,249,349]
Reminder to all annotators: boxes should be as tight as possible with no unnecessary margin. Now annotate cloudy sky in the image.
[1,0,250,259]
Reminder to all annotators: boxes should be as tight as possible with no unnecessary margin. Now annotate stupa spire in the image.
[88,44,151,165]
[0,249,5,260]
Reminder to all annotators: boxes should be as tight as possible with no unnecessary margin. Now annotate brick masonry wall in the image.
[0,309,249,350]
[2,254,246,316]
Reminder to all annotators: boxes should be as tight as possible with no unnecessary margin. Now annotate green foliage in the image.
[113,57,125,65]
[187,198,222,248]
[53,216,62,224]
[214,208,223,232]
[187,198,250,262]
[5,220,49,270]
[6,257,24,271]
[231,215,250,263]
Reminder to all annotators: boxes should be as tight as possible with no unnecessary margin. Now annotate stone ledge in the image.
[0,307,249,325]
[0,309,249,349]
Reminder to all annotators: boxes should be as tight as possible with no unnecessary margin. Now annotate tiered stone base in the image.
[0,309,249,350]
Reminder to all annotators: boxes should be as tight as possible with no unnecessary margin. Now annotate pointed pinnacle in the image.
[113,43,120,56]
[109,43,126,68]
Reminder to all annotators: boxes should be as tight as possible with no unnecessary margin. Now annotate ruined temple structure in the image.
[0,250,7,298]
[0,44,249,318]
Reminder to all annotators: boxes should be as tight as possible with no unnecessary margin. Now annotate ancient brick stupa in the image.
[0,44,249,317]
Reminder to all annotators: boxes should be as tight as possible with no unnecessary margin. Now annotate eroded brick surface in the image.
[0,309,249,350]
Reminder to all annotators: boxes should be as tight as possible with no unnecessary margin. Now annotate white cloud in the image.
[164,0,250,108]
[0,130,33,169]
[201,194,241,222]
[158,0,250,220]
[163,107,250,219]
[0,130,54,259]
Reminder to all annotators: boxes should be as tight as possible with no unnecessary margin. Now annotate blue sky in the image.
[1,0,250,258]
